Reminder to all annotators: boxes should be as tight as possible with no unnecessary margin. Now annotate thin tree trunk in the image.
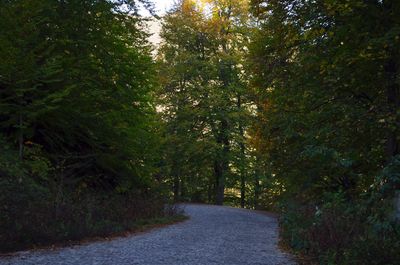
[215,160,224,205]
[208,177,213,203]
[238,94,246,208]
[18,113,24,160]
[173,175,180,202]
[240,174,245,208]
[180,177,186,201]
[254,156,261,210]
[213,114,230,205]
[55,160,65,220]
[172,160,181,202]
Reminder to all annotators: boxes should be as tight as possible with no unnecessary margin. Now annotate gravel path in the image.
[0,204,295,265]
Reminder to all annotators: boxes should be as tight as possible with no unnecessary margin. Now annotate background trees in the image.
[157,0,255,206]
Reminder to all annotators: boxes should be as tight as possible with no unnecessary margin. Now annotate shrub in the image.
[0,144,175,253]
[281,191,400,265]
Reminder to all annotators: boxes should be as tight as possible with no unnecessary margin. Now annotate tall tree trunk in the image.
[253,105,263,210]
[238,94,246,208]
[240,174,245,208]
[214,6,233,206]
[215,160,224,205]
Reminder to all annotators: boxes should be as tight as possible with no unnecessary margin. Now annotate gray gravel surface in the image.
[0,204,295,265]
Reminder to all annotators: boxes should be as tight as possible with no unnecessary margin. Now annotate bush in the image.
[0,143,176,253]
[281,191,400,265]
[0,188,173,252]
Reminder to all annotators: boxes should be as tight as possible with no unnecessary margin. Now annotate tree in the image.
[0,0,164,252]
[248,0,400,262]
[158,0,254,206]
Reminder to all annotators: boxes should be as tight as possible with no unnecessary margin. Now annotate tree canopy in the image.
[1,0,399,263]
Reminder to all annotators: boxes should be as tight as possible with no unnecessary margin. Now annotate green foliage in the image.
[1,0,399,260]
[157,0,255,206]
[0,0,169,252]
[281,189,400,265]
[0,0,158,184]
[249,0,400,263]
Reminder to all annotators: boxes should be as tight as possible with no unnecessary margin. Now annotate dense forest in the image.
[1,0,399,264]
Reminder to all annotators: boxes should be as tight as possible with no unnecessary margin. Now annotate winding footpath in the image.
[0,204,295,265]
